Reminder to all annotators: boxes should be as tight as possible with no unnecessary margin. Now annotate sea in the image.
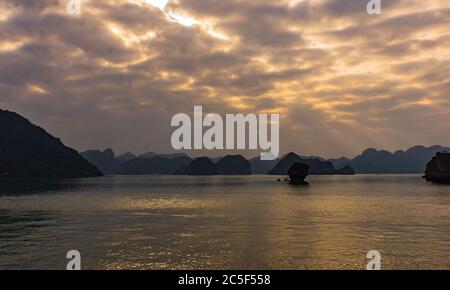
[0,175,449,270]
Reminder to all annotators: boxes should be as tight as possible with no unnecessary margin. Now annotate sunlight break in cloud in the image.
[142,0,169,10]
[137,0,198,27]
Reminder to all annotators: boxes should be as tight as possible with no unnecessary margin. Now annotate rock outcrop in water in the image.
[0,109,102,178]
[216,155,251,175]
[288,162,310,184]
[423,152,450,184]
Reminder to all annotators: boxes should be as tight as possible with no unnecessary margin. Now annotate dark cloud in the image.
[0,0,449,157]
[4,0,60,11]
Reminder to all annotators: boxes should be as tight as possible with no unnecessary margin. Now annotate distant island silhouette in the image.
[80,149,353,176]
[268,152,354,175]
[330,146,450,174]
[81,146,450,177]
[2,108,450,180]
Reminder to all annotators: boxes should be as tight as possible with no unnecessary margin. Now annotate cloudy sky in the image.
[0,0,449,158]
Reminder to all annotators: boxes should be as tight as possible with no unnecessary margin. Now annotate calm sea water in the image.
[0,175,449,270]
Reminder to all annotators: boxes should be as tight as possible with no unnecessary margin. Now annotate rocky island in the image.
[0,109,102,178]
[423,152,450,184]
[288,163,310,184]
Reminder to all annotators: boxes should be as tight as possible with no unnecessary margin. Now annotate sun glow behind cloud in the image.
[138,0,228,36]
[142,0,169,10]
[137,0,197,27]
[166,11,198,27]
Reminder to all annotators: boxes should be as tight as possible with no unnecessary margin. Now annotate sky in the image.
[0,0,449,158]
